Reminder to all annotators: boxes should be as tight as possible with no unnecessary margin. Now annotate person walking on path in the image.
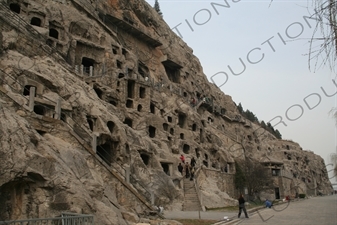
[185,162,190,178]
[238,194,249,218]
[190,157,196,168]
[190,165,195,181]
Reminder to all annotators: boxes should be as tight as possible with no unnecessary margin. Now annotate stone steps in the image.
[183,178,202,211]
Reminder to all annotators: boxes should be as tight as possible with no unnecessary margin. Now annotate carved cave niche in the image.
[192,123,197,131]
[126,99,133,108]
[116,60,122,69]
[9,3,20,14]
[33,104,54,118]
[30,16,42,27]
[82,57,95,75]
[74,42,104,74]
[227,162,235,174]
[96,134,119,166]
[107,121,115,133]
[93,84,103,99]
[122,48,128,57]
[86,115,96,131]
[149,126,156,138]
[118,73,125,79]
[139,86,146,98]
[127,80,135,98]
[177,112,186,128]
[138,150,151,167]
[138,61,149,79]
[60,111,68,123]
[195,148,201,158]
[137,104,142,112]
[0,180,45,220]
[123,118,133,128]
[111,44,119,55]
[183,144,190,154]
[160,162,171,176]
[180,133,184,140]
[162,59,182,84]
[150,102,155,114]
[49,28,59,40]
[23,85,37,96]
[163,123,168,131]
[107,97,118,107]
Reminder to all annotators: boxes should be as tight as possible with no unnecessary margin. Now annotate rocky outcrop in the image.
[0,0,333,224]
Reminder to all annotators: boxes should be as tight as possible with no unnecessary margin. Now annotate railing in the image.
[0,213,94,225]
[0,1,73,73]
[193,167,205,211]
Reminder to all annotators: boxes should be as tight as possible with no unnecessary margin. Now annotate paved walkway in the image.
[230,195,337,225]
[163,195,337,225]
[164,210,237,221]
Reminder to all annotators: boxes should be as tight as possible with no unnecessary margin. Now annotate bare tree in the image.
[310,0,337,182]
[235,159,274,198]
[309,0,337,72]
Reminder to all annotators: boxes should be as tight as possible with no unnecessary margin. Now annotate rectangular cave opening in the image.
[162,60,182,84]
[127,80,135,98]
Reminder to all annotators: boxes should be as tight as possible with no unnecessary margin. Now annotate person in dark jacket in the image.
[190,157,196,168]
[185,162,190,178]
[238,194,249,218]
[178,163,183,175]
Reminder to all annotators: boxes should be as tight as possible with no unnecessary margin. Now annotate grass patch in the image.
[207,206,237,211]
[175,219,218,225]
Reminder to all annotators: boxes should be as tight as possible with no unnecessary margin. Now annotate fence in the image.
[0,213,94,225]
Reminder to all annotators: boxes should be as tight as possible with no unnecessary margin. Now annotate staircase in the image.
[183,178,202,211]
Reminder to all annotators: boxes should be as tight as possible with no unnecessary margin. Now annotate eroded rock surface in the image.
[0,0,332,224]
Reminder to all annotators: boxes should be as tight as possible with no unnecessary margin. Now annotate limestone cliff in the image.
[0,0,333,224]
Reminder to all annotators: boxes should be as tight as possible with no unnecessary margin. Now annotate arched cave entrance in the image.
[96,134,118,166]
[161,162,170,176]
[34,105,45,116]
[9,3,20,14]
[49,28,59,39]
[30,17,42,27]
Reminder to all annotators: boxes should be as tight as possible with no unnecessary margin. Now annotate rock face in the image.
[0,0,333,224]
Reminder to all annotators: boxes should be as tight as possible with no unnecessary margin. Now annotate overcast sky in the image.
[145,0,337,184]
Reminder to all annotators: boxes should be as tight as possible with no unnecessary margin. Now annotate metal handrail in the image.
[0,213,94,225]
[193,167,204,211]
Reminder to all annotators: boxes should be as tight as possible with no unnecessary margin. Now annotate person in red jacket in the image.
[180,154,185,163]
